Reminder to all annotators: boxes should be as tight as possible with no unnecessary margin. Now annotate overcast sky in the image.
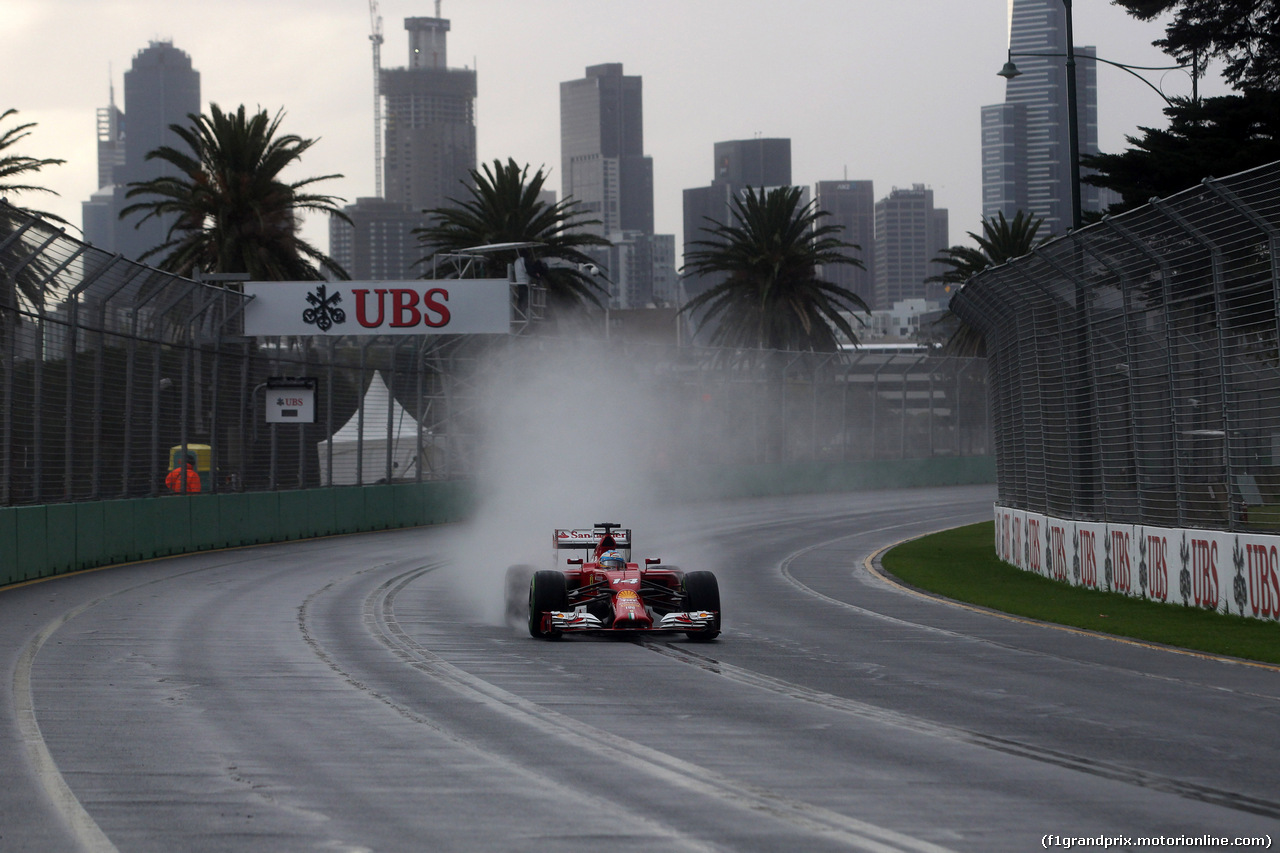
[4,0,1227,263]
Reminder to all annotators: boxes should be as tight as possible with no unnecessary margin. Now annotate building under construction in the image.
[332,9,476,280]
[381,15,477,215]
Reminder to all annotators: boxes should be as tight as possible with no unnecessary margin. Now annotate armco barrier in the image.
[0,457,993,588]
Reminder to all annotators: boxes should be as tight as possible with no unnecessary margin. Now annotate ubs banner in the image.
[993,505,1280,622]
[243,280,511,336]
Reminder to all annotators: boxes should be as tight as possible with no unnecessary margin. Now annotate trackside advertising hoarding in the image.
[243,280,511,336]
[993,504,1280,622]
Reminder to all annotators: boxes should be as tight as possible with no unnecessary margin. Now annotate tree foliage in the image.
[0,108,65,224]
[1,108,67,314]
[415,158,611,310]
[120,103,349,280]
[1081,90,1280,213]
[928,211,1048,286]
[1113,0,1280,91]
[926,211,1048,356]
[680,186,868,352]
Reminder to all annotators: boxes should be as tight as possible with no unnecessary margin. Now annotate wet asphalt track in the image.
[1,484,1278,851]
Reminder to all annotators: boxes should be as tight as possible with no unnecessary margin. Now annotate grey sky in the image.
[5,0,1226,263]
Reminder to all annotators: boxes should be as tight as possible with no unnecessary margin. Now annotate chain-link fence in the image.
[1,200,989,507]
[951,160,1280,533]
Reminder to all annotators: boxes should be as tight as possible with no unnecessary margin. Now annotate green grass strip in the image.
[881,522,1280,666]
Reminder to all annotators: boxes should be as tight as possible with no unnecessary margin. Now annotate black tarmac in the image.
[1,485,1276,851]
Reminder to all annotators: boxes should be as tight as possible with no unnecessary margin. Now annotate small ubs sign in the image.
[266,377,317,424]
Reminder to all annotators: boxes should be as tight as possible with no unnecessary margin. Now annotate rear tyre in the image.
[528,570,569,639]
[682,570,720,641]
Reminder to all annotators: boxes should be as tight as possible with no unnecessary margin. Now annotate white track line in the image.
[14,599,120,853]
[366,567,959,853]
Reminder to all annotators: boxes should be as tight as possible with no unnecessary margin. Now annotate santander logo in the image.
[350,288,452,329]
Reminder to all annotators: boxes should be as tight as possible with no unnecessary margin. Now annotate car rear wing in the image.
[553,528,632,550]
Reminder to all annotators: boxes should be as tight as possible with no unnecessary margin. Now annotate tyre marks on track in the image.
[659,532,1280,822]
[641,640,1280,820]
[308,564,959,853]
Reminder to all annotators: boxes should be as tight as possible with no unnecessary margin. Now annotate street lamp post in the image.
[997,0,1191,231]
[1063,0,1081,232]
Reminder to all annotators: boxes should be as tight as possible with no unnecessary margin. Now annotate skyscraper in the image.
[815,180,875,308]
[873,185,949,310]
[981,0,1099,236]
[560,63,653,237]
[381,16,476,215]
[560,63,672,309]
[82,41,201,261]
[711,138,791,189]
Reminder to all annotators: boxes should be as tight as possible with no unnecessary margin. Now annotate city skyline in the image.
[6,0,1224,269]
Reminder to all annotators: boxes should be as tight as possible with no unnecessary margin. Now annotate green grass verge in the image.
[881,521,1280,666]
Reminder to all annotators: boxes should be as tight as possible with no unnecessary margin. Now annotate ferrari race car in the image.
[506,523,721,641]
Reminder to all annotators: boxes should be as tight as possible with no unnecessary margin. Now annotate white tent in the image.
[319,372,422,485]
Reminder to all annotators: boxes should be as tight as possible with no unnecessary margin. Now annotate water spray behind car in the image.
[436,340,714,628]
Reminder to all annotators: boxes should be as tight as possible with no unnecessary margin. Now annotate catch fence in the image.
[0,201,989,507]
[950,160,1280,533]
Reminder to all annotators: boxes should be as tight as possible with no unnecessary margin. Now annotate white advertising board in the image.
[243,280,510,336]
[993,504,1280,622]
[265,380,316,423]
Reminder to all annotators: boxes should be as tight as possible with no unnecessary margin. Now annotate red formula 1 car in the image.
[508,523,721,641]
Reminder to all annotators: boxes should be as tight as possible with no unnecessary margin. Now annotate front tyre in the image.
[682,570,721,641]
[528,570,569,639]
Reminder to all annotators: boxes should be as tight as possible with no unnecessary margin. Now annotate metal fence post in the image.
[1104,215,1188,529]
[1151,198,1238,531]
[1204,177,1280,382]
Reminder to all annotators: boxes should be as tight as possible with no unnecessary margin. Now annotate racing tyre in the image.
[505,565,536,624]
[528,570,569,639]
[682,570,720,641]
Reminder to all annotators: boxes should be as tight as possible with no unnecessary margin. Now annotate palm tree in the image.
[1,108,67,315]
[680,185,868,352]
[0,108,66,221]
[415,158,611,309]
[120,103,349,280]
[926,210,1048,356]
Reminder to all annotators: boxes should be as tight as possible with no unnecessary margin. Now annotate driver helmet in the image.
[599,550,626,571]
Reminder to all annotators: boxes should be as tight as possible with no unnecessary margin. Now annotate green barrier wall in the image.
[0,456,992,588]
[660,455,996,501]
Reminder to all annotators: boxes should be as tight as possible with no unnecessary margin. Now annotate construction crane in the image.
[368,0,384,197]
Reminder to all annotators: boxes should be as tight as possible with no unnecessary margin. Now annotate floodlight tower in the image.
[368,0,384,197]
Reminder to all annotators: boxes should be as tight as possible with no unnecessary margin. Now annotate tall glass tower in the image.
[560,63,654,237]
[981,0,1098,236]
[560,63,672,309]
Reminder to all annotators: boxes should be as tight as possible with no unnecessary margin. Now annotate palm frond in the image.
[121,103,348,280]
[415,157,611,309]
[680,185,867,352]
